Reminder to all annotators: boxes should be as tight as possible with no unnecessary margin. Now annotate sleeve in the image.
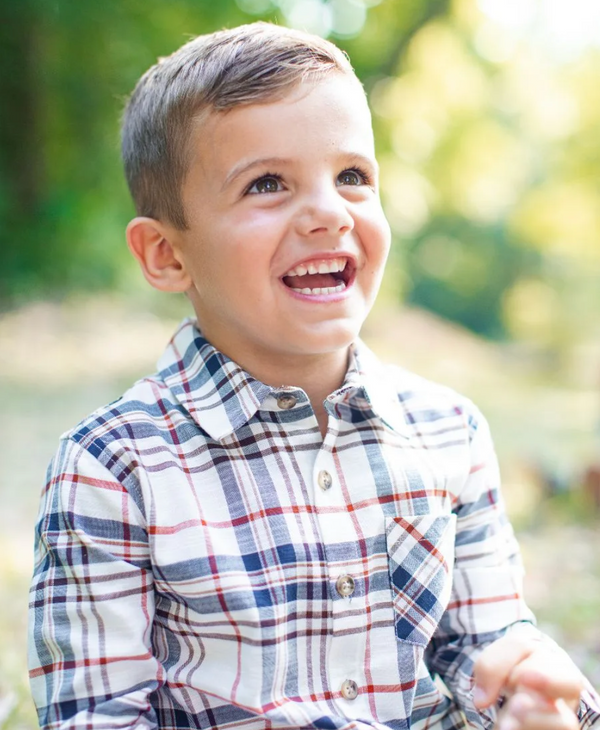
[28,437,164,730]
[426,406,600,729]
[580,683,600,728]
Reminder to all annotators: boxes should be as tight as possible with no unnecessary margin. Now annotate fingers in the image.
[509,651,583,709]
[473,634,537,708]
[473,634,584,711]
[498,692,580,730]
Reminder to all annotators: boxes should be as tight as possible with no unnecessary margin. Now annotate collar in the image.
[345,341,411,439]
[157,319,410,441]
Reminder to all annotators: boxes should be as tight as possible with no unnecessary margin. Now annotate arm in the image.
[28,438,164,729]
[426,405,600,728]
[426,404,537,726]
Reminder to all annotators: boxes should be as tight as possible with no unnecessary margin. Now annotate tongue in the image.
[283,273,338,289]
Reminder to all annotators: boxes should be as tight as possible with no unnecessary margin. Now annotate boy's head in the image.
[122,22,354,230]
[123,22,390,385]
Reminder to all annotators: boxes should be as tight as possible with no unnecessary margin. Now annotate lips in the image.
[282,256,354,295]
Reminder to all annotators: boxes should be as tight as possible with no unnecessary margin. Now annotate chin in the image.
[298,322,362,355]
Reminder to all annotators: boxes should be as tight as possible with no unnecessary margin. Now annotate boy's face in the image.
[172,72,390,375]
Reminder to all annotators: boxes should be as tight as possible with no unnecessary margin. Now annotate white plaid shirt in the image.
[29,319,600,730]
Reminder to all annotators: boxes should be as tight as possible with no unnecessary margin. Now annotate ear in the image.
[126,217,192,293]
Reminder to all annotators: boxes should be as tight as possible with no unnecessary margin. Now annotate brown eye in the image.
[337,170,363,186]
[248,176,283,194]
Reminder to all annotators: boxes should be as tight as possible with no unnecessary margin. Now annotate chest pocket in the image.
[385,514,457,647]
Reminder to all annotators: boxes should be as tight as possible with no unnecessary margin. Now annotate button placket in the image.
[317,469,333,491]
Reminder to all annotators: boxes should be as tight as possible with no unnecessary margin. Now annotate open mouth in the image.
[281,256,354,295]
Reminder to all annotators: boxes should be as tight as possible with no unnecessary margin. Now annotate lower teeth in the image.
[291,282,346,295]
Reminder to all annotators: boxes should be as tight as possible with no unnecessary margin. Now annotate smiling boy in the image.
[29,22,600,730]
[126,67,388,435]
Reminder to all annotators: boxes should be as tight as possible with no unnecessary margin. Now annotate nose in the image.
[294,184,354,238]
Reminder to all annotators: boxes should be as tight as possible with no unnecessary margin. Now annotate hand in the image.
[472,633,583,729]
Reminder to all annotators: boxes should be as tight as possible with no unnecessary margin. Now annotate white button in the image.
[340,679,358,700]
[336,574,355,597]
[317,470,333,491]
[276,394,297,410]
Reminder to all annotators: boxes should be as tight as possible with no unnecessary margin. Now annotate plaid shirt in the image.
[29,319,600,730]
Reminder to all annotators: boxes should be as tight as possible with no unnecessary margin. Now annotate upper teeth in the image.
[284,257,347,277]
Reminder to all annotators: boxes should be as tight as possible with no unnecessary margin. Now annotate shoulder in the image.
[62,318,203,456]
[51,373,184,499]
[64,371,181,447]
[389,363,477,415]
[357,342,487,441]
[396,365,484,438]
[55,321,205,484]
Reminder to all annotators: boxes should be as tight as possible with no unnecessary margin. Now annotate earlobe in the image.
[126,217,191,293]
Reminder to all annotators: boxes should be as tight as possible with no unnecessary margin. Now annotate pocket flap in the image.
[386,514,456,646]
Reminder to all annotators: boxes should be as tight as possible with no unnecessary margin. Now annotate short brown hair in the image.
[121,22,355,229]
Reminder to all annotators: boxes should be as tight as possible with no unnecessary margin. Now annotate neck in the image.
[209,337,351,432]
[250,348,350,405]
[256,348,350,438]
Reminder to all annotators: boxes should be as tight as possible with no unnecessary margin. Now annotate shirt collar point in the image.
[352,340,411,438]
[157,320,271,440]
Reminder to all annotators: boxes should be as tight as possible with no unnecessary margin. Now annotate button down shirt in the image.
[29,319,600,730]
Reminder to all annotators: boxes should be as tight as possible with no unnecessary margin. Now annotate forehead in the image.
[188,73,375,175]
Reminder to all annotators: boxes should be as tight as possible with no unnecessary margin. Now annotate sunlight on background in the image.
[369,0,600,352]
[237,0,600,49]
[2,1,600,727]
[236,0,382,37]
[478,0,600,61]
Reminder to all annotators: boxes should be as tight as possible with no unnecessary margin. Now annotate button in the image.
[336,574,355,598]
[317,470,333,491]
[276,394,297,410]
[340,679,358,700]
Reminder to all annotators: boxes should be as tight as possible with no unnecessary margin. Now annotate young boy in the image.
[28,22,600,730]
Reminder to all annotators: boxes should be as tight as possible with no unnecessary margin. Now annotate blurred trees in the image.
[0,0,258,299]
[1,0,599,351]
[368,2,600,348]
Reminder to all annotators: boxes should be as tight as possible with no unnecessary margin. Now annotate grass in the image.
[0,539,38,729]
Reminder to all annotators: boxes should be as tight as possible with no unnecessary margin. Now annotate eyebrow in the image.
[222,157,289,191]
[222,152,379,192]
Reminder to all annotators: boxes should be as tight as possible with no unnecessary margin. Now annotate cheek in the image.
[197,218,266,273]
[231,205,285,236]
[362,207,392,262]
[220,210,287,270]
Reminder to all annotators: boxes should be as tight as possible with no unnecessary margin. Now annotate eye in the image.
[246,174,284,195]
[337,168,369,187]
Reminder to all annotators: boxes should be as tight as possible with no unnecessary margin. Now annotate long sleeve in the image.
[427,405,600,728]
[426,406,532,726]
[28,438,163,729]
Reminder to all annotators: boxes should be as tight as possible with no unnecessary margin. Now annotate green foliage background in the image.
[2,2,600,726]
[3,0,599,345]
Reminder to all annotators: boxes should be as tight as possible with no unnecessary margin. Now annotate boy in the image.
[28,22,600,730]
